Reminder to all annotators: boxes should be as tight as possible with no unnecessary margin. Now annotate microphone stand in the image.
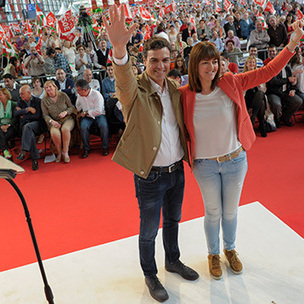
[0,169,54,304]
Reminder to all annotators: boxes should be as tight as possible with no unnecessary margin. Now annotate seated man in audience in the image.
[55,68,76,105]
[209,30,224,52]
[266,62,302,127]
[14,85,46,171]
[83,69,101,91]
[3,74,21,102]
[224,30,241,50]
[102,63,125,135]
[263,45,277,66]
[225,40,242,66]
[75,79,109,158]
[238,45,264,72]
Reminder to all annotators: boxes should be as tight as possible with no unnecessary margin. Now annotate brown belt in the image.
[208,147,243,163]
[151,160,183,173]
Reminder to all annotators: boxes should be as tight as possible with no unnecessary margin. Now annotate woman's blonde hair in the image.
[243,56,257,73]
[0,87,12,101]
[44,80,58,97]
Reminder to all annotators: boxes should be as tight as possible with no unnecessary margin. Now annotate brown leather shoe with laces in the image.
[208,254,222,280]
[224,249,243,274]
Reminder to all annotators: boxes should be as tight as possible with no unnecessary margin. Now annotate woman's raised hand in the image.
[102,5,137,59]
[292,19,304,42]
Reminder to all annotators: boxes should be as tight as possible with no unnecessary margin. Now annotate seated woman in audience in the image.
[243,56,267,137]
[31,77,45,99]
[3,57,18,78]
[174,55,188,76]
[41,80,75,163]
[0,88,18,159]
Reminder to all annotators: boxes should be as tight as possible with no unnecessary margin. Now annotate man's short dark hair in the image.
[225,39,235,46]
[107,62,113,67]
[167,69,182,79]
[46,47,56,56]
[249,44,257,50]
[143,37,172,60]
[75,79,90,90]
[3,74,14,80]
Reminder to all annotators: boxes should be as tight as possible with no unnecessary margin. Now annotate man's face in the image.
[3,78,14,89]
[76,87,90,97]
[256,21,263,32]
[107,66,114,78]
[56,69,66,82]
[228,16,234,24]
[83,70,93,83]
[268,48,277,59]
[19,88,31,102]
[100,40,106,50]
[228,30,234,39]
[249,47,258,57]
[227,42,234,52]
[269,17,276,28]
[143,47,171,87]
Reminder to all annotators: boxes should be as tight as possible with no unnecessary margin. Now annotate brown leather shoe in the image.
[208,254,222,280]
[224,249,243,274]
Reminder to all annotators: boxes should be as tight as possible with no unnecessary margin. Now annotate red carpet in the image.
[0,124,303,272]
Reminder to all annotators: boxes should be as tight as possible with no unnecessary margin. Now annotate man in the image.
[83,69,101,91]
[224,15,237,36]
[54,68,76,104]
[192,32,200,46]
[23,46,45,77]
[224,30,241,50]
[3,74,21,102]
[75,79,109,158]
[46,47,72,75]
[266,62,302,127]
[14,85,46,171]
[238,45,264,72]
[233,11,242,38]
[196,19,207,41]
[209,30,224,52]
[101,63,125,135]
[263,45,277,65]
[249,19,270,60]
[267,15,288,48]
[174,33,187,55]
[96,39,110,70]
[240,12,254,40]
[103,6,199,303]
[226,40,242,66]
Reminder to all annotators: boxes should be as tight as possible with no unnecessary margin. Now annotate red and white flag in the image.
[164,2,176,14]
[224,0,233,12]
[46,12,56,26]
[58,9,75,36]
[140,7,152,20]
[253,0,268,11]
[296,9,304,20]
[264,1,275,15]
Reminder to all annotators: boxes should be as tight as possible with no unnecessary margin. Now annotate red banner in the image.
[58,10,75,35]
[46,12,56,26]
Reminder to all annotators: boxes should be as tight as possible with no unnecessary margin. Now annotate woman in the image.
[174,55,188,76]
[0,88,18,159]
[168,25,178,43]
[41,80,75,163]
[243,56,267,137]
[75,44,92,80]
[284,13,295,42]
[179,20,304,280]
[62,40,76,68]
[31,77,45,99]
[3,57,18,78]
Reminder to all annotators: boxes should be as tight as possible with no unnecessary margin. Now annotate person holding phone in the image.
[23,46,45,78]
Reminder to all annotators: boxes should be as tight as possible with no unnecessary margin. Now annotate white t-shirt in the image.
[193,86,241,159]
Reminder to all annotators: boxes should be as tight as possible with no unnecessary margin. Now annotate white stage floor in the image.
[0,202,303,304]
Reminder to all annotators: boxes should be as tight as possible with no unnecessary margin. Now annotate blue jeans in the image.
[134,163,184,277]
[80,115,109,150]
[193,150,248,255]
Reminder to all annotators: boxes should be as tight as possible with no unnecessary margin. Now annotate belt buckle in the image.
[168,163,175,173]
[216,156,222,163]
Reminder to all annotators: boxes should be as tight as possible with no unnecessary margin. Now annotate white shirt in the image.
[114,54,184,166]
[76,89,105,118]
[193,87,241,159]
[88,79,101,92]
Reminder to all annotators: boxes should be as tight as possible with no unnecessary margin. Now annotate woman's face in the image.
[33,79,42,88]
[45,84,57,97]
[176,58,184,68]
[246,58,256,71]
[132,65,138,76]
[198,58,219,83]
[0,91,8,103]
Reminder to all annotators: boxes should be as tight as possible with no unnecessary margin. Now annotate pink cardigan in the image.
[179,47,294,167]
